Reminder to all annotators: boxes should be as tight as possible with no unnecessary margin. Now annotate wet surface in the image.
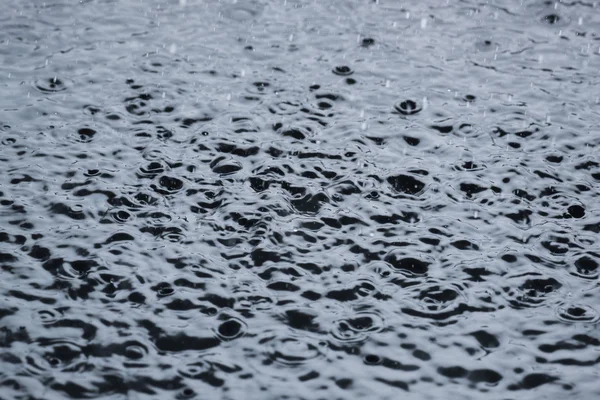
[1,0,600,399]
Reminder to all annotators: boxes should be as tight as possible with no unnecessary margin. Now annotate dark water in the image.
[1,0,600,398]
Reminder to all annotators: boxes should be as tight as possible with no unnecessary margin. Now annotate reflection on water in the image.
[1,0,600,398]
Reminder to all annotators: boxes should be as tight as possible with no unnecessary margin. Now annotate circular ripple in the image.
[331,312,384,343]
[211,158,243,175]
[503,274,563,309]
[137,53,182,74]
[572,255,599,280]
[76,127,97,143]
[215,317,247,341]
[160,229,186,243]
[178,360,211,379]
[34,77,68,93]
[34,308,62,325]
[455,123,483,138]
[541,14,560,25]
[568,205,585,218]
[402,282,466,321]
[332,65,354,76]
[152,176,184,195]
[138,162,166,178]
[221,2,263,21]
[111,210,132,224]
[384,250,430,276]
[556,304,599,324]
[26,340,84,374]
[394,100,422,115]
[268,100,302,115]
[123,342,148,360]
[268,336,322,366]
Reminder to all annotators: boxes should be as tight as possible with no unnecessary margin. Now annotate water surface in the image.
[1,0,600,399]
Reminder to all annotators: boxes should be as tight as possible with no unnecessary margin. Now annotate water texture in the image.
[1,0,600,399]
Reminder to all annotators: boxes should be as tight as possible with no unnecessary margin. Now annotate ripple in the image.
[541,14,560,25]
[555,304,599,324]
[571,255,599,279]
[503,274,563,309]
[402,282,467,321]
[34,308,62,325]
[394,100,422,115]
[177,360,211,379]
[123,342,148,360]
[25,339,84,375]
[384,251,430,276]
[568,205,585,218]
[215,317,247,341]
[211,157,243,175]
[111,210,133,223]
[34,77,68,93]
[153,176,184,195]
[76,127,97,143]
[138,161,166,178]
[332,65,354,76]
[267,335,323,367]
[221,2,263,21]
[331,312,385,343]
